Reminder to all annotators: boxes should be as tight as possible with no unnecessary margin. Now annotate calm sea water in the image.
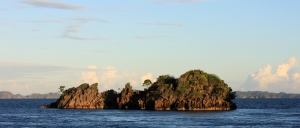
[0,99,300,127]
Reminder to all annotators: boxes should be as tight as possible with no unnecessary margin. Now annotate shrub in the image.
[78,83,89,90]
[90,83,98,91]
[187,90,202,98]
[125,83,132,88]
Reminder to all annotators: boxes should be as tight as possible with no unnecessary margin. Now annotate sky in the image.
[0,0,300,95]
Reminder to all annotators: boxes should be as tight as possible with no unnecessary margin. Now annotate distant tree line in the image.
[235,91,300,98]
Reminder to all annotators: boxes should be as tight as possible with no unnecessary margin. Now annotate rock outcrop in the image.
[42,70,237,110]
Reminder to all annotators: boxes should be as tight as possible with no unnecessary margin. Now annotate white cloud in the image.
[141,73,155,83]
[293,73,300,83]
[0,63,144,94]
[88,65,97,69]
[20,0,84,11]
[240,57,300,93]
[129,79,138,87]
[81,72,98,84]
[79,66,140,92]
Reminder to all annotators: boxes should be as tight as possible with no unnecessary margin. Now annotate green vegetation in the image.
[143,79,152,88]
[58,86,65,95]
[78,83,89,90]
[90,83,98,91]
[125,83,132,89]
[147,70,236,101]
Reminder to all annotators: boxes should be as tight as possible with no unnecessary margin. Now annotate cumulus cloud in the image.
[0,63,144,94]
[129,79,138,87]
[240,57,300,93]
[88,65,97,69]
[20,0,84,11]
[79,66,140,92]
[0,63,143,95]
[81,72,98,84]
[141,73,155,83]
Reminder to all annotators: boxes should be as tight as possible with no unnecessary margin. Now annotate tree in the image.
[143,79,152,88]
[58,86,65,94]
[125,83,132,88]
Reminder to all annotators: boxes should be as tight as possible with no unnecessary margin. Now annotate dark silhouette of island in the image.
[41,70,237,110]
[0,91,60,99]
[236,91,300,98]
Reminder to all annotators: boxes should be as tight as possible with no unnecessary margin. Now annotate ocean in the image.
[0,99,299,127]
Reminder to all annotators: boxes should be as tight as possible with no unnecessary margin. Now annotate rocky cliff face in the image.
[42,70,237,110]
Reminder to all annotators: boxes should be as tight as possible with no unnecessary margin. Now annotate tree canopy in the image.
[58,86,65,94]
[143,79,152,88]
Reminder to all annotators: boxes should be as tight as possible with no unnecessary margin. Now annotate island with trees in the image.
[41,70,237,110]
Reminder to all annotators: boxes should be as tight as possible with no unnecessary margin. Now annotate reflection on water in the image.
[0,99,300,127]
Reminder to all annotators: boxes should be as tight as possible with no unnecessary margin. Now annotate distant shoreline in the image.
[0,91,60,99]
[235,91,300,99]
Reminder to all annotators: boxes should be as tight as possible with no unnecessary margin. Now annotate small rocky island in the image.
[41,70,237,110]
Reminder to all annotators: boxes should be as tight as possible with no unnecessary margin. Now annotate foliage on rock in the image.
[148,70,236,100]
[78,83,90,90]
[42,69,237,110]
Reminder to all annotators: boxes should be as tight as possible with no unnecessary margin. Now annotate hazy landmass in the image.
[235,91,300,98]
[0,91,60,99]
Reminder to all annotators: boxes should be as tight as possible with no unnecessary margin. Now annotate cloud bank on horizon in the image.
[0,63,155,95]
[79,66,155,92]
[1,59,300,95]
[240,57,300,93]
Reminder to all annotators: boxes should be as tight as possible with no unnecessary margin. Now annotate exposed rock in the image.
[43,83,102,109]
[42,70,237,110]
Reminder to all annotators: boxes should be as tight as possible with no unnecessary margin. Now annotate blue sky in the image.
[0,0,300,95]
